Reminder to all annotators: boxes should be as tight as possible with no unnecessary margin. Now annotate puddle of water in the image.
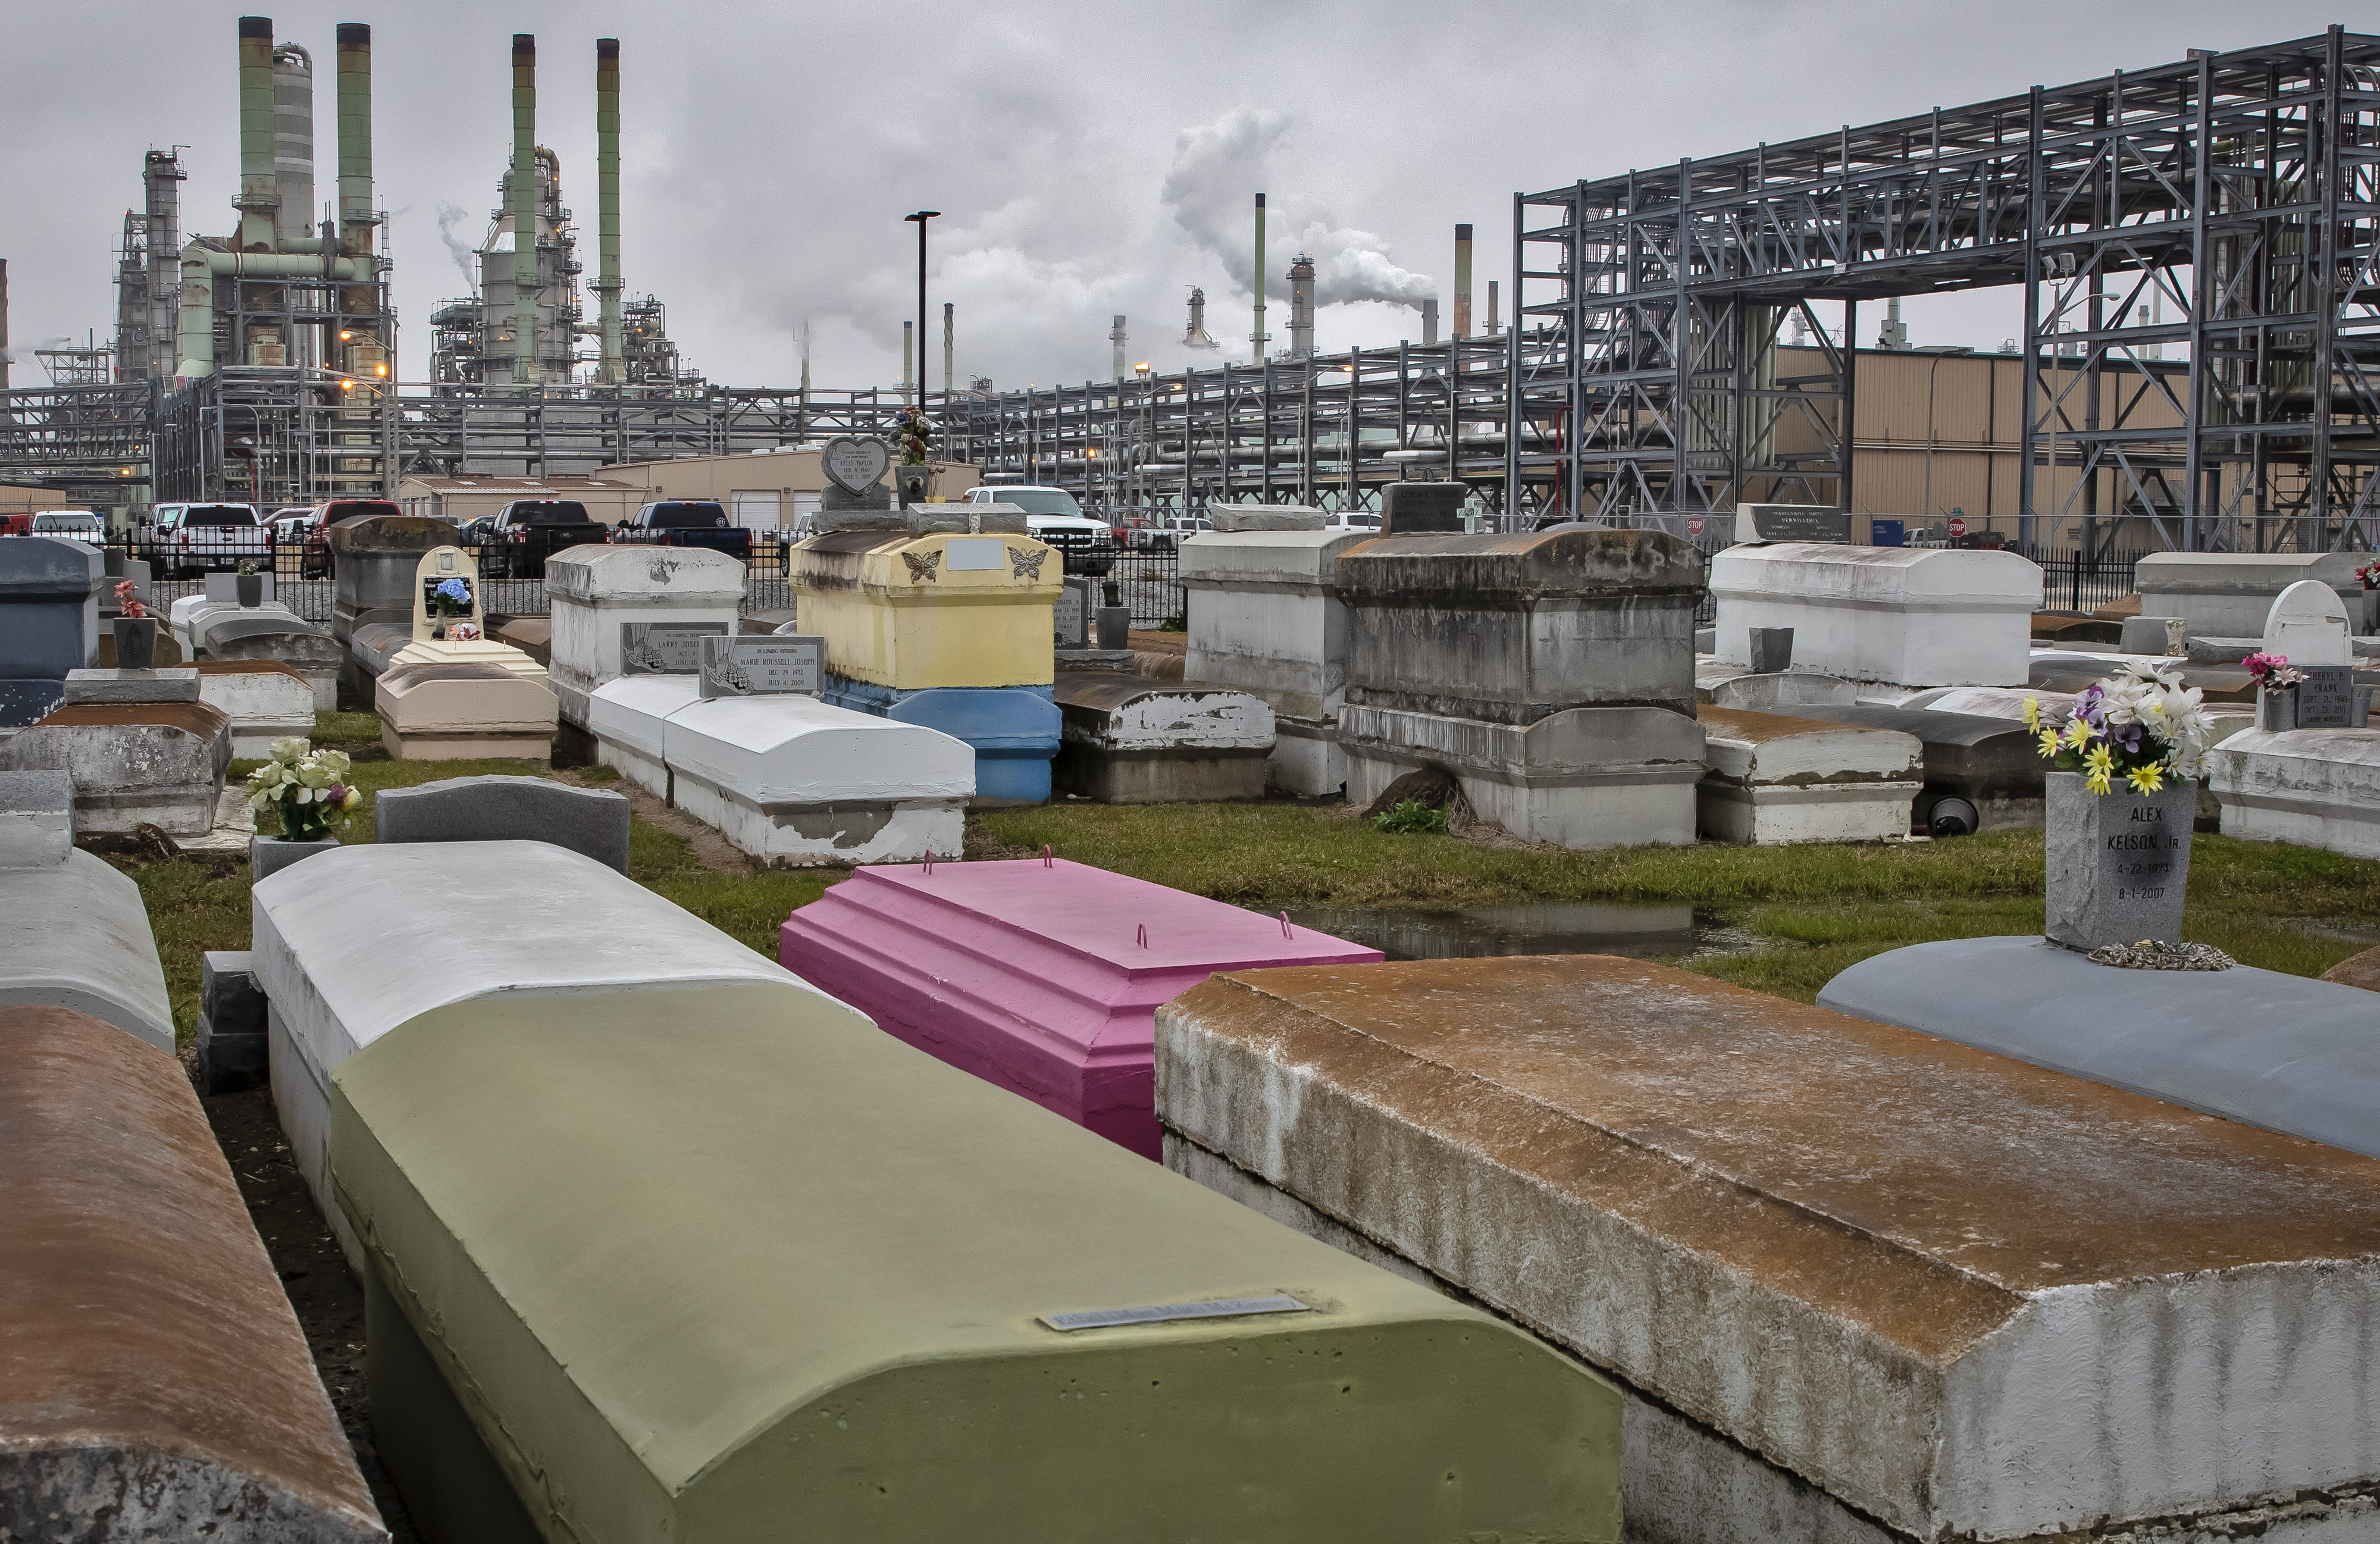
[1272,903,1750,963]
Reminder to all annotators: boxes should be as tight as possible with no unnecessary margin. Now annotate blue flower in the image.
[434,578,471,604]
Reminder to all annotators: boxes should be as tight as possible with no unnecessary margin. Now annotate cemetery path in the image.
[200,1085,422,1543]
[558,771,752,874]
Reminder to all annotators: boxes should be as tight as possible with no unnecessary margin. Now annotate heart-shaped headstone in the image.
[822,436,892,496]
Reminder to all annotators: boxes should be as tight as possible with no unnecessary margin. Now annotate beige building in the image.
[397,453,981,530]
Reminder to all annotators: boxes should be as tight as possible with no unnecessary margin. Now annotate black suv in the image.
[613,500,753,561]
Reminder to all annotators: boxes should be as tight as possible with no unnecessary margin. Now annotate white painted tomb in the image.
[1708,543,2041,691]
[1179,521,1369,796]
[2206,727,2380,859]
[0,781,174,1052]
[0,699,230,836]
[374,660,559,763]
[2262,578,2357,666]
[1696,707,1922,844]
[249,841,828,1267]
[585,676,975,865]
[546,545,744,727]
[194,661,315,757]
[2137,550,2368,638]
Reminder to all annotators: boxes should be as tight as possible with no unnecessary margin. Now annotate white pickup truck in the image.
[152,502,271,577]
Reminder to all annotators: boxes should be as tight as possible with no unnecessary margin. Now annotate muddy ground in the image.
[201,1084,422,1542]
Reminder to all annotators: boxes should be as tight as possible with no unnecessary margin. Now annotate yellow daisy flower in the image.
[2086,768,2113,795]
[2022,694,2042,729]
[2035,726,2063,759]
[2127,763,2165,794]
[2063,716,2096,749]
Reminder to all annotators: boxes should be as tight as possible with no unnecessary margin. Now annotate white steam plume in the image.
[1160,107,1434,309]
[434,202,479,293]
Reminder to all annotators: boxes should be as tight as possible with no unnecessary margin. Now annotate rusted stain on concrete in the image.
[1157,954,2380,1541]
[0,1006,384,1540]
[37,700,231,738]
[2323,943,2380,992]
[1336,527,1706,600]
[196,658,309,682]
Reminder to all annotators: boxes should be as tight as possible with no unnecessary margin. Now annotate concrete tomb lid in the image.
[330,981,1612,1540]
[373,773,630,875]
[1159,953,2380,1542]
[0,769,74,869]
[34,699,231,740]
[1178,525,1371,586]
[2136,549,2362,592]
[0,535,102,597]
[0,850,175,1052]
[1820,934,2380,1161]
[0,1005,384,1540]
[665,694,976,803]
[326,513,455,556]
[1207,504,1326,533]
[1698,704,1924,765]
[1335,525,1702,598]
[1708,541,2043,606]
[193,657,309,682]
[547,544,746,603]
[2263,578,2355,666]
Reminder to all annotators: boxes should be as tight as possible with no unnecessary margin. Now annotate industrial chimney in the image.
[235,18,280,251]
[144,152,185,381]
[1251,193,1268,361]
[1110,315,1128,381]
[1487,278,1500,336]
[511,33,538,385]
[1421,297,1439,346]
[1182,287,1218,351]
[1286,254,1315,361]
[1453,224,1472,339]
[942,301,954,392]
[595,38,624,385]
[334,26,372,256]
[273,42,315,247]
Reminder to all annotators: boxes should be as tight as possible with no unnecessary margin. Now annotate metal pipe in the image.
[236,17,279,250]
[1251,193,1267,361]
[0,258,10,392]
[1454,223,1473,339]
[336,24,373,254]
[596,37,622,385]
[512,33,538,386]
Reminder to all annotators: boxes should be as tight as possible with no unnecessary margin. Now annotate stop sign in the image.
[1947,515,1967,538]
[1686,517,1704,537]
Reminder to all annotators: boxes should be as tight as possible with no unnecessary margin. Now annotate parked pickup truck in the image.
[484,499,611,578]
[611,500,753,561]
[152,502,271,577]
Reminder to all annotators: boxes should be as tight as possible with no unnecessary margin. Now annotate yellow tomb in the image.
[791,530,1059,691]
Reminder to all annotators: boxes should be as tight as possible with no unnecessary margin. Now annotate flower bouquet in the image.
[2244,650,2303,730]
[2357,560,2378,591]
[2022,659,2219,795]
[245,738,362,842]
[111,580,156,668]
[429,576,472,616]
[892,406,932,466]
[115,580,147,620]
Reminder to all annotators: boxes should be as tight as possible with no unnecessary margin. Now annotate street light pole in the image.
[904,210,940,415]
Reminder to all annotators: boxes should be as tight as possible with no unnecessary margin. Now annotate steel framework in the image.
[1514,25,2380,552]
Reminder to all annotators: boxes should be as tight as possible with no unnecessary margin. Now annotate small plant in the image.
[114,580,146,620]
[236,558,260,576]
[245,738,361,842]
[1370,798,1449,836]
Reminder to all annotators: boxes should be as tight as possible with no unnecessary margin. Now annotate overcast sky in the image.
[1,1,2359,392]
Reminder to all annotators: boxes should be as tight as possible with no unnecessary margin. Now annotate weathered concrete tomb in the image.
[0,774,174,1052]
[1051,674,1276,803]
[1709,544,2041,693]
[0,1005,386,1542]
[1336,527,1706,847]
[545,544,743,728]
[1158,954,2380,1543]
[782,857,1379,1158]
[1695,707,1922,843]
[0,698,231,836]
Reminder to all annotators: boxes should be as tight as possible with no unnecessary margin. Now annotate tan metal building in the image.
[399,454,984,532]
[396,474,648,527]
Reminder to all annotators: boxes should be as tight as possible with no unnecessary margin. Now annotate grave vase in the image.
[2043,769,2196,953]
[2259,685,2297,732]
[236,573,264,608]
[112,616,156,670]
[252,833,339,882]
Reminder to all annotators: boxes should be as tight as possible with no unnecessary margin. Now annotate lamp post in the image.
[904,210,940,415]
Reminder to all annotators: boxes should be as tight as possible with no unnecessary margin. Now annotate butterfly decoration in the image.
[1007,546,1048,580]
[902,549,943,584]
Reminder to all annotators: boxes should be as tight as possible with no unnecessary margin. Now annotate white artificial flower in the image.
[2096,674,2154,728]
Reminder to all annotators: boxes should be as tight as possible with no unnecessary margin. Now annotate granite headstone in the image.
[621,620,729,675]
[1054,577,1090,649]
[822,436,892,496]
[2296,665,2358,729]
[2044,771,2196,951]
[1734,503,1853,544]
[195,950,268,1094]
[697,632,824,698]
[0,536,99,726]
[1377,483,1465,537]
[373,773,632,875]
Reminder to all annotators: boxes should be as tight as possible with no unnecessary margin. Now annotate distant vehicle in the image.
[293,498,403,578]
[613,499,751,561]
[268,506,314,542]
[29,511,107,547]
[1323,511,1383,534]
[486,499,607,578]
[969,485,1113,576]
[151,502,268,577]
[1133,512,1213,550]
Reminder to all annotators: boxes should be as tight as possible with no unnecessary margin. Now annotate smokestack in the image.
[1421,297,1439,346]
[335,26,373,255]
[1487,278,1500,336]
[273,42,315,248]
[1111,315,1128,381]
[942,301,953,393]
[512,33,538,385]
[236,18,280,250]
[1182,287,1217,351]
[145,152,185,380]
[1251,192,1267,362]
[596,38,623,385]
[1286,253,1314,361]
[1,259,10,393]
[902,320,912,388]
[1453,224,1473,339]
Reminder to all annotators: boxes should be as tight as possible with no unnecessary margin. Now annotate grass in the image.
[112,724,2380,1041]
